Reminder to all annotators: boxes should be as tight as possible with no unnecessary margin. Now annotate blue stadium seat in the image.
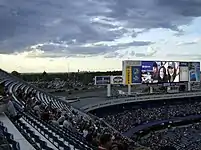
[45,147,55,150]
[25,111,93,149]
[3,132,14,140]
[39,140,48,149]
[7,138,20,150]
[15,118,57,150]
[0,122,20,150]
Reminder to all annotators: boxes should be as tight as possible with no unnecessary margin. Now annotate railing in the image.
[82,91,201,112]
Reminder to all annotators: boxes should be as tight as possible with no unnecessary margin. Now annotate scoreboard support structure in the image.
[128,84,131,95]
[103,81,194,97]
[150,86,153,93]
[107,84,111,97]
[188,82,191,91]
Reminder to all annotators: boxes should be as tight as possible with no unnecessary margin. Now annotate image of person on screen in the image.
[158,66,168,83]
[152,61,158,83]
[161,61,167,66]
[167,62,179,82]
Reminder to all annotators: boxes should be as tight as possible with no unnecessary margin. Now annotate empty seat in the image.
[0,122,20,150]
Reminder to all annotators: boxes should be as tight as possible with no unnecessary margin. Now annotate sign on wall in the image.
[131,66,141,84]
[95,76,111,85]
[179,62,189,82]
[122,60,141,85]
[110,76,123,84]
[125,66,132,85]
[188,62,200,82]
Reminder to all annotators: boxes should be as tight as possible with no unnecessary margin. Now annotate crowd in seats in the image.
[30,79,85,90]
[96,99,201,150]
[103,101,201,133]
[31,80,66,89]
[5,77,201,150]
[14,87,138,150]
[139,123,201,150]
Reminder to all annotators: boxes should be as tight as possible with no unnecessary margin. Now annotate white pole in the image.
[128,84,131,95]
[107,84,111,97]
[188,82,191,91]
[188,71,191,91]
[150,86,153,93]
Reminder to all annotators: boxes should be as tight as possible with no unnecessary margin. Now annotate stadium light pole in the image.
[67,63,70,73]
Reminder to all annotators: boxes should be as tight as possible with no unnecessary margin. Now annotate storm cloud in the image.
[0,0,201,56]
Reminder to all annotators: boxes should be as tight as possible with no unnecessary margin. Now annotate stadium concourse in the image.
[1,68,201,150]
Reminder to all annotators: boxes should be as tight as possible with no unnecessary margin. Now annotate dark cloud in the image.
[107,0,200,30]
[0,0,201,55]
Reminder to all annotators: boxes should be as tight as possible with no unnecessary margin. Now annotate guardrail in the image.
[81,91,201,112]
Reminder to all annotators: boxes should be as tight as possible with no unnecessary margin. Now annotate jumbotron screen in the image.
[141,61,179,84]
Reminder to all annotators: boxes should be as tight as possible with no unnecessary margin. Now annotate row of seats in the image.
[0,74,59,150]
[4,81,58,150]
[1,69,136,149]
[11,81,93,150]
[15,119,54,150]
[0,121,20,150]
[0,70,95,149]
[22,112,89,150]
[11,83,82,150]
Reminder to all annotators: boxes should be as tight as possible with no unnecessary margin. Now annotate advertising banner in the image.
[191,82,201,90]
[95,76,111,85]
[122,60,141,85]
[110,76,123,84]
[131,66,141,84]
[179,62,189,82]
[125,66,132,85]
[188,62,200,82]
[141,61,180,84]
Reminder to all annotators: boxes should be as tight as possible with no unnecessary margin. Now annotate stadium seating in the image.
[3,68,187,149]
[0,70,103,149]
[22,112,92,150]
[0,121,20,150]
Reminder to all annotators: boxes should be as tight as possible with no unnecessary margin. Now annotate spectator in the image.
[41,108,50,122]
[98,134,112,150]
[0,93,22,121]
[33,101,41,117]
[63,117,73,129]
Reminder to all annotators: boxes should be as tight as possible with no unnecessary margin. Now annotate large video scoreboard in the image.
[122,60,200,85]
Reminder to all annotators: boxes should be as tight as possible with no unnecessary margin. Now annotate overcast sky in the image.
[0,0,201,72]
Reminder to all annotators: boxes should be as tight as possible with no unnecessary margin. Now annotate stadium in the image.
[0,60,201,150]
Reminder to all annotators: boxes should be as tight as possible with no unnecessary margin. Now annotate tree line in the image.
[11,70,122,84]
